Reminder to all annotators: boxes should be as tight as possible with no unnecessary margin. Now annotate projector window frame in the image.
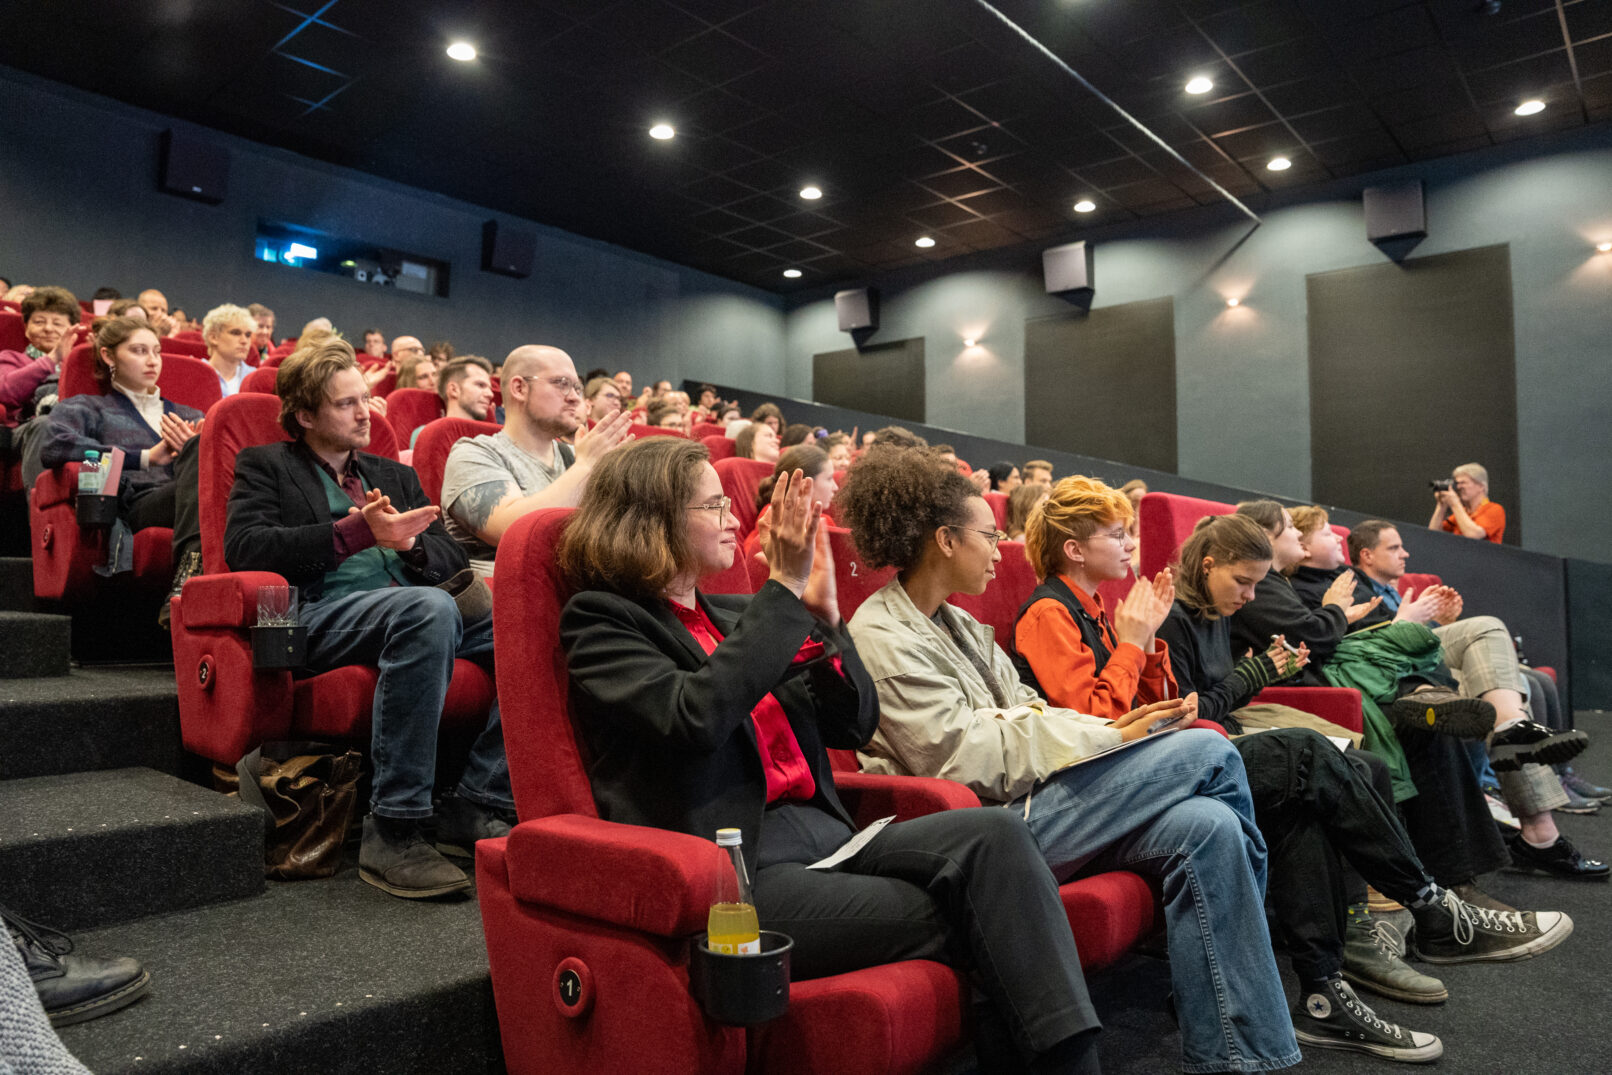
[253,221,451,298]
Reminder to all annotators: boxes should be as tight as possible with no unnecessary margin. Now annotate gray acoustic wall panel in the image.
[812,337,924,423]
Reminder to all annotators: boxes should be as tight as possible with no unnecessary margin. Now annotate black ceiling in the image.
[6,0,1610,292]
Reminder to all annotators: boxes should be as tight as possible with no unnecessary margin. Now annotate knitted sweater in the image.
[39,392,203,501]
[1155,602,1284,732]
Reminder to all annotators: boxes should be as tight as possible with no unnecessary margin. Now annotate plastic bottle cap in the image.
[714,828,742,846]
[85,451,100,462]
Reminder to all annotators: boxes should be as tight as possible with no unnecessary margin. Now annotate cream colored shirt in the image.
[113,379,163,469]
[847,578,1122,804]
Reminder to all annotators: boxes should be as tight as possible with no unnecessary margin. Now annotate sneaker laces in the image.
[1335,980,1405,1039]
[1365,917,1407,959]
[1441,889,1526,943]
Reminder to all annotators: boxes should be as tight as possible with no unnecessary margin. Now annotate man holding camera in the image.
[1429,464,1505,543]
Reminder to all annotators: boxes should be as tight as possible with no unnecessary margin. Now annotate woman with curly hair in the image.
[556,436,1104,1073]
[838,444,1301,1075]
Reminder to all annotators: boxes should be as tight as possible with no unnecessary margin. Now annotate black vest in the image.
[1009,576,1113,698]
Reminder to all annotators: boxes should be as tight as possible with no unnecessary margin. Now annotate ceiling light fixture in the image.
[799,186,822,200]
[915,236,936,248]
[1514,99,1546,116]
[783,268,803,278]
[1185,76,1213,95]
[648,123,675,140]
[446,42,477,62]
[1073,199,1096,213]
[1267,156,1292,171]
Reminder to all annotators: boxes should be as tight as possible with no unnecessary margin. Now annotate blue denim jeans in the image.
[299,585,511,819]
[1010,728,1299,1074]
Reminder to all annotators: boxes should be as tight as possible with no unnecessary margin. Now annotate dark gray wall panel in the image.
[1024,297,1177,473]
[1308,244,1520,543]
[812,338,925,423]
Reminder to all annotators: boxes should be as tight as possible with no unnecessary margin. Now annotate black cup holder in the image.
[75,493,119,529]
[251,624,307,669]
[689,929,792,1025]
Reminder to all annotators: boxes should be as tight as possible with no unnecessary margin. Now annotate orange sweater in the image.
[1013,574,1176,719]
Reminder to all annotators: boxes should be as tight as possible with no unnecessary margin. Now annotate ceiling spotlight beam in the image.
[969,0,1260,225]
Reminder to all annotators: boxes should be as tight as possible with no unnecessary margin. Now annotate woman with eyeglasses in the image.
[558,436,1106,1074]
[838,445,1302,1075]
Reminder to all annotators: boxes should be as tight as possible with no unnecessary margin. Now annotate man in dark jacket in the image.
[225,339,510,899]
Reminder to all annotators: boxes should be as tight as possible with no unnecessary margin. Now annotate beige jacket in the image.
[847,578,1123,804]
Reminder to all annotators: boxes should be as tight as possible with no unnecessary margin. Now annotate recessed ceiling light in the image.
[1267,156,1292,171]
[1073,199,1096,213]
[915,236,936,248]
[1514,99,1546,116]
[648,123,675,140]
[1226,297,1240,307]
[1598,242,1612,253]
[1185,76,1213,95]
[446,42,477,62]
[783,268,803,278]
[799,186,822,200]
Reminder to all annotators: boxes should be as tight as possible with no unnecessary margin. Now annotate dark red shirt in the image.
[669,599,818,804]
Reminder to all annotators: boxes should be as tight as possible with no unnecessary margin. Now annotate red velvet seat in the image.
[239,367,279,394]
[413,417,502,506]
[701,434,736,462]
[982,491,1008,531]
[1397,572,1442,597]
[169,393,484,764]
[371,370,399,397]
[629,423,687,439]
[825,525,896,620]
[715,457,772,542]
[0,310,25,352]
[160,336,209,359]
[691,422,726,440]
[29,348,225,602]
[384,388,446,447]
[951,540,1037,640]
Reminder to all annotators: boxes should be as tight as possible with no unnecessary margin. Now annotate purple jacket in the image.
[0,349,55,427]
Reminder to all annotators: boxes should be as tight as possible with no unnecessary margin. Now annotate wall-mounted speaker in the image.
[158,130,228,204]
[835,287,879,333]
[1364,180,1426,243]
[1042,240,1095,294]
[481,219,535,278]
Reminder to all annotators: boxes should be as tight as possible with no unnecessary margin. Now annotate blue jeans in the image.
[299,586,511,819]
[1011,728,1299,1074]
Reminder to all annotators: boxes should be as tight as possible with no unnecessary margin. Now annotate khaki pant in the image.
[1229,702,1363,748]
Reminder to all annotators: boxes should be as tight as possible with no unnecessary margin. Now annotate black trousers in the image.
[121,435,200,554]
[1396,726,1509,884]
[752,801,1099,1068]
[1236,729,1432,983]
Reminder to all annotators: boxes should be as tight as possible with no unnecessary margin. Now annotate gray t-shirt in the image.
[440,431,572,574]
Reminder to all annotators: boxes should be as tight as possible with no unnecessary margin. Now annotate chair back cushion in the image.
[161,336,209,359]
[59,345,224,414]
[630,424,687,440]
[0,311,25,353]
[1137,491,1234,577]
[826,525,896,621]
[701,434,736,462]
[983,491,1009,531]
[715,457,773,539]
[385,388,446,446]
[240,366,280,394]
[690,422,726,440]
[492,508,600,821]
[414,417,503,505]
[952,540,1038,640]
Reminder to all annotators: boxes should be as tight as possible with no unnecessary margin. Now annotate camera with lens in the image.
[1429,478,1454,492]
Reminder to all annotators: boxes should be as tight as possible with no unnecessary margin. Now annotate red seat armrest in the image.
[1254,686,1363,734]
[832,770,981,823]
[33,465,79,511]
[504,814,728,937]
[179,571,292,628]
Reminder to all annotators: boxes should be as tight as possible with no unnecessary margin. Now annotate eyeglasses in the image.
[688,495,732,525]
[543,375,584,397]
[950,524,1007,550]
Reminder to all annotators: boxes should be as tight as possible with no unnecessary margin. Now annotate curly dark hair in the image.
[835,444,977,571]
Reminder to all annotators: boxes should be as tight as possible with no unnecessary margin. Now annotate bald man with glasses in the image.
[440,344,632,576]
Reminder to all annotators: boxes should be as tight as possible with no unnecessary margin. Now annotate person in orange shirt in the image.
[1429,463,1505,543]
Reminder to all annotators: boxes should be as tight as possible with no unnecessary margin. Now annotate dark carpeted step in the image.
[0,767,263,930]
[0,666,182,780]
[0,555,35,612]
[0,609,70,677]
[56,866,503,1075]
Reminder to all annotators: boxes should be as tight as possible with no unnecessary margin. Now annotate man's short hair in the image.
[203,303,255,340]
[1024,459,1052,475]
[583,367,611,384]
[247,303,275,321]
[1348,519,1398,564]
[92,286,121,301]
[585,376,617,401]
[364,327,384,339]
[278,337,359,438]
[438,354,494,403]
[21,286,80,326]
[1452,463,1489,489]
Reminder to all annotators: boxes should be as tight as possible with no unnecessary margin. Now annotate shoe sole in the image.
[1505,855,1611,882]
[359,868,472,899]
[1491,730,1589,771]
[47,969,152,1027]
[1341,969,1448,1005]
[1389,695,1494,739]
[1295,1029,1443,1063]
[1553,802,1601,815]
[435,840,476,859]
[1415,914,1574,964]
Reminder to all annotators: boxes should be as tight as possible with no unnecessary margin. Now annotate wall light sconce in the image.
[1225,297,1241,307]
[963,337,978,347]
[1597,242,1612,253]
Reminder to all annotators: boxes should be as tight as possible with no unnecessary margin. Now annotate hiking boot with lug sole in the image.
[1387,686,1494,739]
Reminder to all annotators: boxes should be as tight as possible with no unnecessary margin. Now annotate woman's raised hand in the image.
[800,520,840,627]
[763,469,821,597]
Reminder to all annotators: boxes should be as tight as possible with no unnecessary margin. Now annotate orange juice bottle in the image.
[707,828,761,955]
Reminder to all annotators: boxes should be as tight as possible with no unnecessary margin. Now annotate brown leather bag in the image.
[223,743,364,880]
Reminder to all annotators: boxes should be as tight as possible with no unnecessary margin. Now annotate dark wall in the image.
[812,338,925,423]
[1567,559,1612,711]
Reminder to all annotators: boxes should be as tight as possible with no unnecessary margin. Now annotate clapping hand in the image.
[1112,569,1174,651]
[763,469,822,599]
[348,488,439,550]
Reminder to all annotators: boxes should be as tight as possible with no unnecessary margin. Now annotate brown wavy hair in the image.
[1172,513,1272,619]
[559,436,709,601]
[277,336,359,438]
[835,443,976,572]
[756,444,829,510]
[93,316,160,391]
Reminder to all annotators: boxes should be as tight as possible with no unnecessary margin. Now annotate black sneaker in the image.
[1506,831,1610,881]
[1386,686,1495,739]
[5,904,151,1026]
[1292,977,1442,1063]
[358,816,472,899]
[1412,886,1574,963]
[433,792,514,858]
[1488,719,1588,771]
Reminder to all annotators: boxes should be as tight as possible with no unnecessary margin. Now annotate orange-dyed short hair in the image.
[1024,475,1133,581]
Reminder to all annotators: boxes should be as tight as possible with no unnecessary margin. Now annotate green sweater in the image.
[1321,621,1446,802]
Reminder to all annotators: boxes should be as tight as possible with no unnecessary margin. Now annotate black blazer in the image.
[224,440,467,602]
[558,580,878,879]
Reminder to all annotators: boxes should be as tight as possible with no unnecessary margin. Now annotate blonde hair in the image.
[202,303,255,342]
[1023,475,1132,581]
